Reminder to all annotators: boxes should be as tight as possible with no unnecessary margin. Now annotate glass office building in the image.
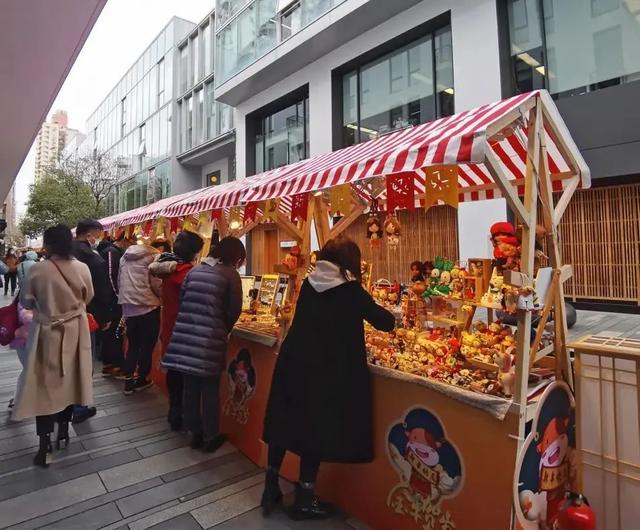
[215,0,347,86]
[83,18,195,214]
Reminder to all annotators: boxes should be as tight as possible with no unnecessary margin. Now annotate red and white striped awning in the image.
[241,90,590,204]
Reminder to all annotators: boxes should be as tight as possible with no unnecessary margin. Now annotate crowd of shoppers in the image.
[4,217,389,523]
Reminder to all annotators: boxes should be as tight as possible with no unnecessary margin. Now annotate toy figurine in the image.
[410,261,425,282]
[490,222,521,272]
[517,286,536,311]
[384,215,401,250]
[494,348,515,397]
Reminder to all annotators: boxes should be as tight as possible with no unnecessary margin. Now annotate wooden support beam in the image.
[484,149,531,228]
[329,202,366,239]
[485,96,537,140]
[560,264,573,283]
[529,270,560,369]
[553,175,580,226]
[313,196,331,248]
[235,217,261,239]
[503,270,532,288]
[275,211,304,242]
[514,103,540,406]
[217,212,229,238]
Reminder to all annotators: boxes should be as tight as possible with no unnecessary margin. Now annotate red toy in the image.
[553,493,596,530]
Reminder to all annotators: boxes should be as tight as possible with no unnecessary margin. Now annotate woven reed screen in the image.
[341,206,459,284]
[556,183,640,303]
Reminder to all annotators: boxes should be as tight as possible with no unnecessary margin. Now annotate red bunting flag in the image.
[169,217,179,234]
[142,220,153,237]
[386,172,416,213]
[290,193,309,223]
[244,202,259,224]
[210,209,222,222]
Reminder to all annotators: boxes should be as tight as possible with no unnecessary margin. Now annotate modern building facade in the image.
[34,110,72,180]
[212,0,640,308]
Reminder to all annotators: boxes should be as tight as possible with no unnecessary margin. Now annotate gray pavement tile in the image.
[137,433,188,457]
[191,482,264,528]
[99,444,236,492]
[0,447,140,502]
[0,441,86,475]
[0,473,106,527]
[160,451,240,482]
[103,397,168,416]
[73,407,165,436]
[211,506,353,530]
[0,432,39,455]
[43,502,123,530]
[88,430,178,460]
[125,475,264,530]
[117,457,255,517]
[81,420,170,450]
[149,513,203,530]
[8,477,163,530]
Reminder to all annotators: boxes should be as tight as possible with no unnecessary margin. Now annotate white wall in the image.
[232,0,506,258]
[200,157,230,187]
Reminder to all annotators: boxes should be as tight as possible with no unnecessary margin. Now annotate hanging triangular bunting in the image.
[244,202,259,224]
[210,209,222,221]
[198,211,213,238]
[228,207,243,230]
[290,193,309,223]
[124,225,133,239]
[169,218,179,234]
[264,198,280,222]
[328,184,352,216]
[142,220,153,237]
[386,172,416,212]
[424,165,459,209]
[153,217,167,239]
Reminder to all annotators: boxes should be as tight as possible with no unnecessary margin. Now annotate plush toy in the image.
[367,216,383,248]
[493,348,516,397]
[282,246,302,271]
[517,286,536,311]
[490,222,521,272]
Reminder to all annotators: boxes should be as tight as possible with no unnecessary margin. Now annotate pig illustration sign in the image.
[386,407,463,529]
[514,381,578,529]
[223,349,256,424]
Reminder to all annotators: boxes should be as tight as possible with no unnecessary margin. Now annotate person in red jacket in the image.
[149,231,204,431]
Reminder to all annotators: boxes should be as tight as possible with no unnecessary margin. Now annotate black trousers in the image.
[166,369,184,423]
[36,405,74,436]
[124,308,160,380]
[100,305,124,367]
[268,444,320,484]
[183,374,220,441]
[4,272,17,296]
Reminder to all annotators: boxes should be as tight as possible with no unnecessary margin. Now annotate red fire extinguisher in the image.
[553,493,596,530]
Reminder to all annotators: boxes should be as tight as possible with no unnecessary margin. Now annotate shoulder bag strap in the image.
[49,259,75,294]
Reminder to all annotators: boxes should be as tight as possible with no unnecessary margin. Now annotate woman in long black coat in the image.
[262,236,395,520]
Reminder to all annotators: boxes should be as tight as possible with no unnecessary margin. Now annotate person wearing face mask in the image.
[71,219,113,423]
[162,237,245,453]
[149,230,204,431]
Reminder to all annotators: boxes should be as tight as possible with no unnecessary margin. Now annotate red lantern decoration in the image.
[386,172,416,213]
[290,193,309,223]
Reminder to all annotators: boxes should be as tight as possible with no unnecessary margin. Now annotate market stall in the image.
[100,89,590,530]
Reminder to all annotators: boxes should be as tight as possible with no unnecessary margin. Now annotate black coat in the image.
[99,243,123,308]
[72,240,112,326]
[263,280,395,463]
[162,260,242,378]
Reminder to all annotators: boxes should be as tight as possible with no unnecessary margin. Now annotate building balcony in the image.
[214,0,422,106]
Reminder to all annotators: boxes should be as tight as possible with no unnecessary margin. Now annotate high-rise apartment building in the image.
[34,110,70,180]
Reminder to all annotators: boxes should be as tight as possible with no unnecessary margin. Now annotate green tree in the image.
[19,151,124,238]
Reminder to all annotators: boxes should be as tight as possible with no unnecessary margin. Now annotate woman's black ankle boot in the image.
[261,468,283,517]
[56,422,70,450]
[291,482,336,520]
[33,434,52,468]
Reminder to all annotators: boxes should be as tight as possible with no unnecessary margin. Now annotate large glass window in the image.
[179,46,189,94]
[341,28,454,147]
[186,97,193,150]
[196,89,205,145]
[192,34,200,83]
[255,95,308,173]
[508,0,640,98]
[203,23,213,76]
[205,82,217,139]
[157,59,165,107]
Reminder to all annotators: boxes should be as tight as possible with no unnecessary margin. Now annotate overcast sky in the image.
[14,0,213,214]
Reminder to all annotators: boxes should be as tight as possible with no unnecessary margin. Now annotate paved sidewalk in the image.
[0,302,636,529]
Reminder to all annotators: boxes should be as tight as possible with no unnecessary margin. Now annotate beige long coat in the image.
[12,258,95,420]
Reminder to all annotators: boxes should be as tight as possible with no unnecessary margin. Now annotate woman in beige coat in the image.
[12,225,95,467]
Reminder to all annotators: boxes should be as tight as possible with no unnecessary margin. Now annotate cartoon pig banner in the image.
[514,381,578,529]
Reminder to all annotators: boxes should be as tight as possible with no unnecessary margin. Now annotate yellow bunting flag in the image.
[198,211,213,238]
[182,215,199,233]
[124,225,132,239]
[133,224,143,239]
[153,217,167,239]
[263,198,280,222]
[424,165,459,209]
[228,207,243,231]
[328,184,352,216]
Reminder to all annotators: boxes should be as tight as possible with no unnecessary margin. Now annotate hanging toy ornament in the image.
[383,215,402,250]
[366,198,384,249]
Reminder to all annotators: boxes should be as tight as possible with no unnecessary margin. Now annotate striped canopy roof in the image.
[100,90,589,229]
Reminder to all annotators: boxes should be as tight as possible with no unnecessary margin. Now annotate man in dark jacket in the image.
[162,237,244,453]
[70,219,112,423]
[99,233,134,378]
